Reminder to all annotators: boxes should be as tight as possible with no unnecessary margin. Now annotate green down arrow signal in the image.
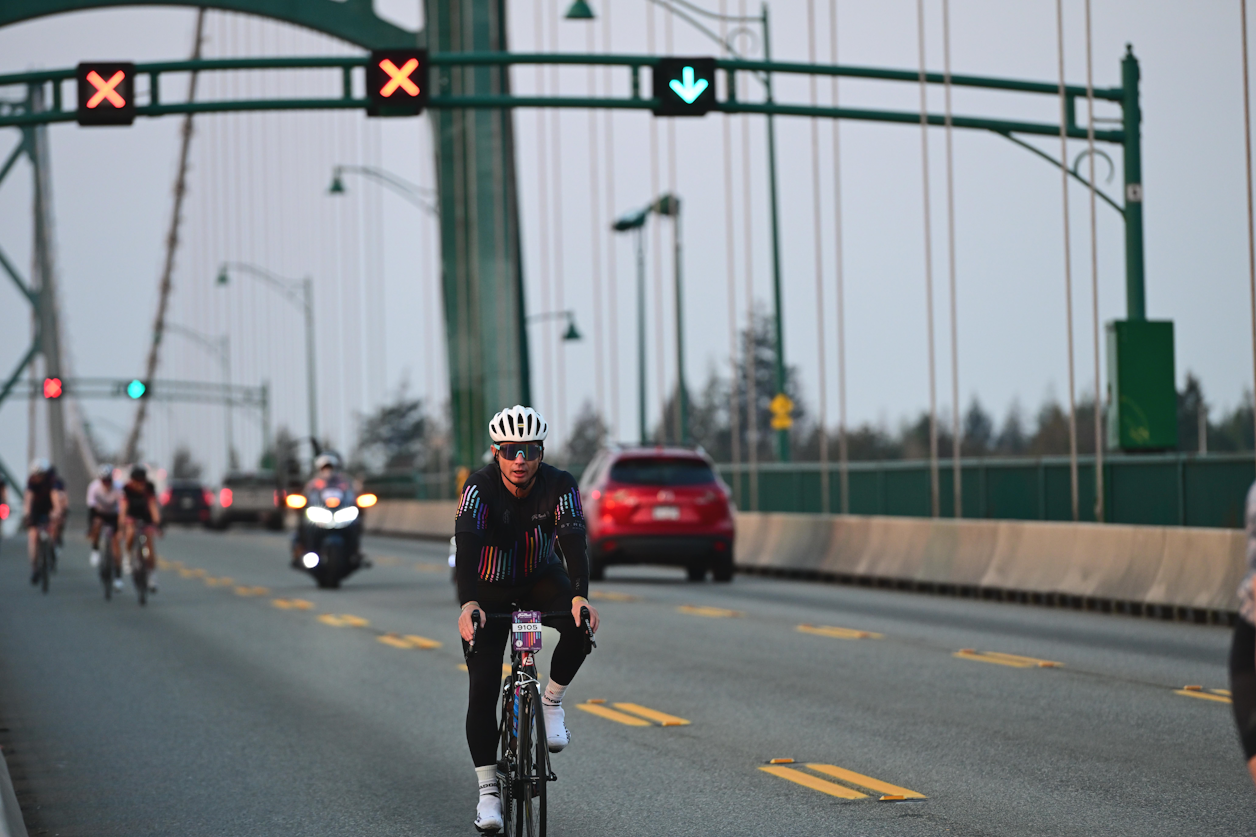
[669,66,708,104]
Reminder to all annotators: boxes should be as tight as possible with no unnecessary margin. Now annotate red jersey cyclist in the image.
[120,465,162,594]
[455,405,600,833]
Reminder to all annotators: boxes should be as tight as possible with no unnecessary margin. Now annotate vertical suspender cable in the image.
[830,0,849,513]
[603,0,620,440]
[649,3,667,442]
[740,0,758,510]
[916,0,940,518]
[943,0,961,517]
[666,13,681,444]
[1085,0,1105,520]
[587,22,606,431]
[1242,0,1256,474]
[1056,0,1080,521]
[808,0,829,513]
[534,3,553,424]
[721,0,742,507]
[551,8,568,442]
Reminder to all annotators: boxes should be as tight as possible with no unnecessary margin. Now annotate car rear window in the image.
[609,458,715,486]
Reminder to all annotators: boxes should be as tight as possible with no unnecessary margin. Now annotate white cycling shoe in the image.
[475,794,503,833]
[542,701,569,753]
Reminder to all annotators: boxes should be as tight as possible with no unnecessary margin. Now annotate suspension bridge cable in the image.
[740,0,758,510]
[720,0,742,507]
[808,0,829,513]
[649,2,667,443]
[550,7,568,444]
[916,0,940,518]
[534,1,553,427]
[602,0,620,440]
[666,11,680,444]
[1056,0,1080,521]
[1243,0,1256,474]
[1085,0,1104,520]
[943,0,961,518]
[830,0,849,514]
[587,21,607,431]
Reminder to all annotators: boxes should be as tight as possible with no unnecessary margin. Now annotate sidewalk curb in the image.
[0,744,28,837]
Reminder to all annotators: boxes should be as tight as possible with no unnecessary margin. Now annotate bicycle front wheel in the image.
[516,683,547,837]
[39,538,50,594]
[133,535,148,606]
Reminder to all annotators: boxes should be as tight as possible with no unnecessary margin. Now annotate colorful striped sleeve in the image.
[554,473,586,534]
[455,481,490,533]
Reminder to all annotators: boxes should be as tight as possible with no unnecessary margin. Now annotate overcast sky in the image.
[0,0,1253,482]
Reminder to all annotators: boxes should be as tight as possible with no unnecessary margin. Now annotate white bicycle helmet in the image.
[488,405,549,443]
[314,451,341,471]
[29,458,50,476]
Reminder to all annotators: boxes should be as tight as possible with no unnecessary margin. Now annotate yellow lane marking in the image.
[612,703,690,726]
[234,586,270,597]
[177,568,196,578]
[377,633,442,650]
[373,555,402,567]
[204,577,234,587]
[318,613,369,628]
[576,703,652,726]
[953,649,1061,668]
[1174,688,1231,703]
[271,598,314,610]
[590,590,640,602]
[189,568,207,578]
[806,764,926,799]
[457,663,512,674]
[797,624,883,640]
[759,766,867,799]
[165,560,185,569]
[677,605,743,618]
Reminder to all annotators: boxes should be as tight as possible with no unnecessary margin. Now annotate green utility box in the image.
[1106,319,1177,451]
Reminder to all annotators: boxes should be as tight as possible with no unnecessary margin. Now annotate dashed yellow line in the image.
[590,590,640,602]
[759,766,867,799]
[204,577,234,587]
[1175,686,1231,704]
[271,598,314,610]
[677,604,742,618]
[377,633,442,650]
[806,764,926,799]
[318,613,369,628]
[953,649,1060,668]
[233,585,269,597]
[414,563,446,573]
[373,555,402,567]
[797,624,883,640]
[457,663,512,674]
[577,702,652,726]
[760,763,926,801]
[612,703,690,726]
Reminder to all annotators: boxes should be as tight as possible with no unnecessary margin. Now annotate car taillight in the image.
[160,490,172,506]
[203,489,213,507]
[0,503,8,520]
[219,488,233,508]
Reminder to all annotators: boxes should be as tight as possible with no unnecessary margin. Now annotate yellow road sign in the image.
[770,393,794,429]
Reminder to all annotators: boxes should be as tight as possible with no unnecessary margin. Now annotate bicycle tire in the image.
[133,534,148,606]
[517,682,547,837]
[101,528,115,601]
[40,537,49,594]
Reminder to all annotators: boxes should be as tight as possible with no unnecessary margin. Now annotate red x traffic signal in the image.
[77,62,136,126]
[42,377,62,399]
[367,50,428,117]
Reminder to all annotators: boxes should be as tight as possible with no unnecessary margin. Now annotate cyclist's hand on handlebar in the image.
[459,601,485,642]
[572,597,599,633]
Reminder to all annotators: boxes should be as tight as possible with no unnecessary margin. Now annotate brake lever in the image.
[580,606,597,651]
[463,609,480,663]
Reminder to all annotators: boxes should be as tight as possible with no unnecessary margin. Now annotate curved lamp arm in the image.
[330,164,439,218]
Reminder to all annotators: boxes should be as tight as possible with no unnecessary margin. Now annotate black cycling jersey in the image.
[123,480,155,522]
[454,461,589,604]
[26,473,54,518]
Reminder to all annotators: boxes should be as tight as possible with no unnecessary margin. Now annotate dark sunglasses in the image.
[495,442,544,462]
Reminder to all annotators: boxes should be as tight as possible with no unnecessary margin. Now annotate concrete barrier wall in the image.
[736,512,1247,614]
[362,500,1247,613]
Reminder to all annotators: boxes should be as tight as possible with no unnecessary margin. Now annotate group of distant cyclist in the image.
[15,458,162,593]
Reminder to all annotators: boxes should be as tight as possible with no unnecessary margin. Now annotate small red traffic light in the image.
[77,62,136,126]
[367,50,427,117]
[43,377,63,399]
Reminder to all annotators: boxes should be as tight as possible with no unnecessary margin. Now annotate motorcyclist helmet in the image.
[130,465,147,481]
[488,405,549,443]
[314,452,340,471]
[29,458,50,476]
[99,464,114,480]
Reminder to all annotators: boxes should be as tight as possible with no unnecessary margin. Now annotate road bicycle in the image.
[98,518,119,601]
[465,607,595,837]
[128,524,156,606]
[33,520,53,594]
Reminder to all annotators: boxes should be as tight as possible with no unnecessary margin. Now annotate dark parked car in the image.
[160,479,212,525]
[580,446,736,582]
[209,471,284,530]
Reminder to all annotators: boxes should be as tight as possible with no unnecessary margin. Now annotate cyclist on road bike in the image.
[87,465,124,590]
[23,459,61,584]
[455,405,600,833]
[48,466,68,547]
[120,465,162,594]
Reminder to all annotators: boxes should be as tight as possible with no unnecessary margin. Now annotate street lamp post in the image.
[216,263,317,448]
[653,194,688,444]
[613,206,651,444]
[328,164,440,218]
[526,309,584,342]
[166,322,233,467]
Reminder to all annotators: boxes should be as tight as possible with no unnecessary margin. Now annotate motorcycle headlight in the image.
[305,506,333,526]
[333,506,359,526]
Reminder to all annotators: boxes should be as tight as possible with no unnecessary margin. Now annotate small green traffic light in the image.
[126,379,147,399]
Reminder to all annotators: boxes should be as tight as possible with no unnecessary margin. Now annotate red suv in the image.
[580,446,735,582]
